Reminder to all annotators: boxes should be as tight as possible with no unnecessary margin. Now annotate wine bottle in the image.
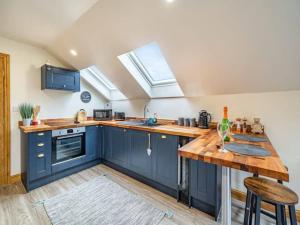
[222,106,230,142]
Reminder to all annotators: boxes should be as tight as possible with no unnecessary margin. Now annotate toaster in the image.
[114,112,125,121]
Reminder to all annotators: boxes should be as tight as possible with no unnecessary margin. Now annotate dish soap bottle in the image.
[222,106,230,142]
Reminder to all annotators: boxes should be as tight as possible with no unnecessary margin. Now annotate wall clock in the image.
[80,91,91,103]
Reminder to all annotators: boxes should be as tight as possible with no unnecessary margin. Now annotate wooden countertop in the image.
[20,118,289,181]
[179,130,289,182]
[19,120,210,138]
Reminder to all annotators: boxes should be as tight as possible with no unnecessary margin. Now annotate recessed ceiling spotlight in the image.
[70,49,78,56]
[166,0,174,3]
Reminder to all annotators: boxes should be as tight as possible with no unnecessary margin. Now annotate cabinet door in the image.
[85,126,98,161]
[50,67,77,91]
[43,65,80,92]
[128,130,152,179]
[28,132,52,181]
[190,160,216,205]
[110,127,129,168]
[152,133,178,189]
[98,126,104,159]
[103,126,112,160]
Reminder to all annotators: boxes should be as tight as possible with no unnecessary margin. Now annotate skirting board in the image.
[9,174,21,184]
[232,189,300,222]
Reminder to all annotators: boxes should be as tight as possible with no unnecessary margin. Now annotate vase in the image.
[23,119,32,127]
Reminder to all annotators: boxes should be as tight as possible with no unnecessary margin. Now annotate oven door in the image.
[52,133,85,164]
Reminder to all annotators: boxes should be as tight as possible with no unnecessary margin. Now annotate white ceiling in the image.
[1,0,300,98]
[0,0,99,46]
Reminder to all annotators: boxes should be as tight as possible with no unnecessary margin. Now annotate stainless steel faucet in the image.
[143,102,150,119]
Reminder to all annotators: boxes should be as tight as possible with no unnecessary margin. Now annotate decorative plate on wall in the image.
[80,91,91,103]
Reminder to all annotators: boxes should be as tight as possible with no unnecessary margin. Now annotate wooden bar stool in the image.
[243,177,298,225]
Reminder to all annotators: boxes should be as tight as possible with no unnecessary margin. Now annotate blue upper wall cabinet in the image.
[41,64,80,92]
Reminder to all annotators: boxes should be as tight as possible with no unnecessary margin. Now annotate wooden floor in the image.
[0,164,272,225]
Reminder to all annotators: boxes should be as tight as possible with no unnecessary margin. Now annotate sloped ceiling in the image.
[0,0,99,46]
[2,0,300,98]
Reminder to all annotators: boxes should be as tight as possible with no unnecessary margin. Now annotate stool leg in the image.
[249,194,256,225]
[243,191,252,225]
[254,196,261,225]
[288,205,297,225]
[280,205,286,225]
[275,205,283,225]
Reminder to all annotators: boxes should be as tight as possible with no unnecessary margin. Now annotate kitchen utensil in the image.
[198,110,211,129]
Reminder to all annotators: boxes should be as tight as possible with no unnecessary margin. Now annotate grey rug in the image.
[44,176,165,225]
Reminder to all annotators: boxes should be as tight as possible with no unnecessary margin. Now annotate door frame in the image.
[0,53,10,184]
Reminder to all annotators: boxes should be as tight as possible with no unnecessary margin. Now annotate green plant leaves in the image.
[19,103,33,119]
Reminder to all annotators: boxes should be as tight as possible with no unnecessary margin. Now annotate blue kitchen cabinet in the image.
[103,126,112,160]
[41,64,80,92]
[189,159,222,219]
[128,130,152,179]
[104,126,129,168]
[152,133,178,189]
[98,126,104,159]
[85,126,99,161]
[26,131,52,181]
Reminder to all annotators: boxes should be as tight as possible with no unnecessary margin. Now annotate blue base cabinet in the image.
[21,124,221,220]
[27,131,52,181]
[102,126,178,190]
[152,133,178,189]
[189,159,222,220]
[128,130,152,179]
[103,127,130,169]
[86,125,99,161]
[21,126,101,191]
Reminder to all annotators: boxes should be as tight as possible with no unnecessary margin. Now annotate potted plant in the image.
[19,103,33,127]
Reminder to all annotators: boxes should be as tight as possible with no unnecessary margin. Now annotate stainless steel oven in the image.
[52,127,86,164]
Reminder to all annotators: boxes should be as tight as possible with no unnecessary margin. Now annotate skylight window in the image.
[87,65,117,91]
[80,65,127,100]
[118,42,184,98]
[129,42,177,86]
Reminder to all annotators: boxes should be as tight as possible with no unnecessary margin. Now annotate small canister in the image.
[190,118,197,127]
[184,118,190,127]
[178,117,184,126]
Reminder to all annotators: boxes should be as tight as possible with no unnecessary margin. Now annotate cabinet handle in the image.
[37,143,45,147]
[124,129,126,132]
[63,84,66,88]
[37,153,44,158]
[147,133,152,156]
[37,132,44,136]
[161,135,167,139]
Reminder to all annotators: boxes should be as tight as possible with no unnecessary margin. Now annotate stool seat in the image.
[244,177,298,205]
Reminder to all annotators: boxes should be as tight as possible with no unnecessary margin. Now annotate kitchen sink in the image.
[117,120,161,127]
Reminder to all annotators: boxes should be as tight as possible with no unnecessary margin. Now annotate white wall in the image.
[0,36,107,175]
[112,90,300,209]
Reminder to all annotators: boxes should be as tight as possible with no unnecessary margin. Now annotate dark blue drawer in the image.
[28,131,52,181]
